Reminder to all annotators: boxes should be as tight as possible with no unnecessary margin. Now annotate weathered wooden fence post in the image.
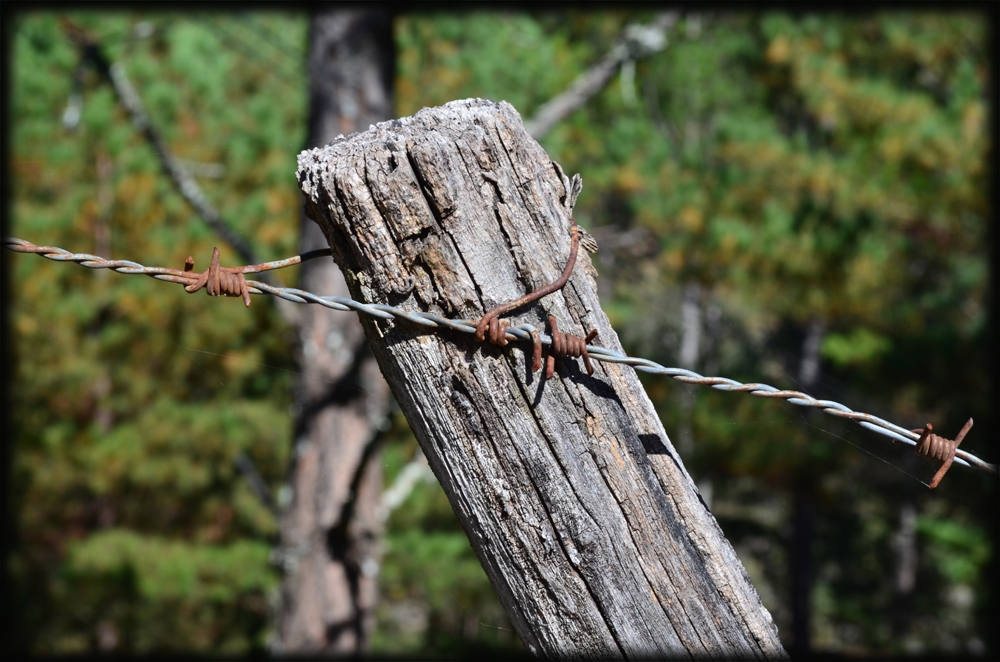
[296,98,786,659]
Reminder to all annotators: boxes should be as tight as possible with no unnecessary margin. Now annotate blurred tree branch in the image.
[525,11,679,139]
[60,18,260,267]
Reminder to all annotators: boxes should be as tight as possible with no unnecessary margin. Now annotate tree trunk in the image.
[296,98,786,659]
[274,10,394,655]
[891,485,917,638]
[789,316,826,657]
[677,281,701,458]
[789,485,814,658]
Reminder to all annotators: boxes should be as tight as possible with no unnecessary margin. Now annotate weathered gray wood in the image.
[297,98,786,659]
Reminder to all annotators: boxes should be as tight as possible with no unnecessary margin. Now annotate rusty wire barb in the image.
[5,235,998,488]
[183,248,252,306]
[181,246,334,307]
[546,315,599,378]
[913,419,973,489]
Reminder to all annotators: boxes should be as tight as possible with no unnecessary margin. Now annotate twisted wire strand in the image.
[5,236,997,479]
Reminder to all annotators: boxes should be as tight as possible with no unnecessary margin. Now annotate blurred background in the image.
[4,8,996,658]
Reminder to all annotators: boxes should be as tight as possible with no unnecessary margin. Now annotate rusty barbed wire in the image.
[5,236,997,485]
[546,314,599,378]
[913,419,974,489]
[2,237,332,304]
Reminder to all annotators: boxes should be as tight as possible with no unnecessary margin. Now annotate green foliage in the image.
[67,530,273,602]
[821,328,891,366]
[396,13,597,121]
[10,11,307,655]
[918,516,990,585]
[55,531,273,653]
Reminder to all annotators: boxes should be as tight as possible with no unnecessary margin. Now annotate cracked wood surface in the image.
[296,98,786,659]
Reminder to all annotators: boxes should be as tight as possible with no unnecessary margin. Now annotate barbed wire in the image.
[5,236,997,482]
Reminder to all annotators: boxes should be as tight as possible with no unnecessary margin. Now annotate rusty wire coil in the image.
[482,316,511,347]
[913,418,973,489]
[546,314,599,378]
[183,247,251,306]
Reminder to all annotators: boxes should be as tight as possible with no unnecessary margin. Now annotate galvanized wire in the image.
[5,236,997,479]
